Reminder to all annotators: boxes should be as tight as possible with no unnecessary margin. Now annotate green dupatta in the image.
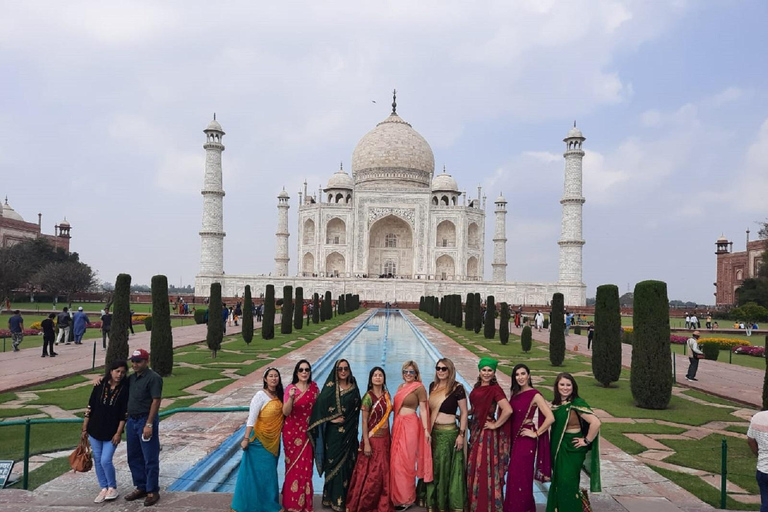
[550,397,601,493]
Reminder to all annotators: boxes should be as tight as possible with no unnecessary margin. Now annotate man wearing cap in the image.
[72,306,89,345]
[124,349,163,507]
[685,330,704,382]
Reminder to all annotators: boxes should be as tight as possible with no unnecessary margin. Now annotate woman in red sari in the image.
[390,360,433,511]
[282,359,320,512]
[467,357,512,512]
[346,366,394,512]
[503,363,554,512]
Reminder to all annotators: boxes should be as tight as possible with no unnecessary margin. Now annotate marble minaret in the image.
[275,188,290,276]
[492,193,508,282]
[199,116,226,275]
[558,123,586,284]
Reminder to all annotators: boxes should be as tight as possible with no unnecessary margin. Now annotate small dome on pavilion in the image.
[716,234,728,243]
[205,118,224,132]
[325,168,354,190]
[432,172,458,192]
[495,193,507,203]
[565,125,584,139]
[59,217,70,227]
[278,188,290,199]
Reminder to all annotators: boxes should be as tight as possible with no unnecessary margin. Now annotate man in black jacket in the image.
[56,307,71,345]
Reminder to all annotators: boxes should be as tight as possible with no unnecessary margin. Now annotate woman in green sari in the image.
[546,373,601,512]
[308,359,362,512]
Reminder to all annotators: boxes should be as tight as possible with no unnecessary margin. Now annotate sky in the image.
[1,0,767,304]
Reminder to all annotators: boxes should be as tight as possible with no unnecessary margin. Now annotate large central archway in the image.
[368,215,413,277]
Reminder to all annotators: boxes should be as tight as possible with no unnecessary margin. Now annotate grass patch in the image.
[6,456,73,491]
[0,422,81,460]
[163,396,204,411]
[161,367,229,398]
[201,379,235,394]
[670,344,765,370]
[0,393,17,405]
[726,425,749,435]
[235,359,271,377]
[0,408,44,420]
[681,389,743,408]
[26,374,90,391]
[27,385,93,411]
[600,422,687,455]
[652,466,759,511]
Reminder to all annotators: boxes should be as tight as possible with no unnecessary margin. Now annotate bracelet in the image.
[458,429,466,437]
[584,437,591,445]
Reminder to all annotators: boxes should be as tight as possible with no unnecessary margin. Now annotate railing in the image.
[1,406,248,490]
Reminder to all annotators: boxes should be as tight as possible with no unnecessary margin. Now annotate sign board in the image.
[0,461,14,489]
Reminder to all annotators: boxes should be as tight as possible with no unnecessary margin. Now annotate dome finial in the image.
[340,161,343,171]
[214,112,216,121]
[392,89,397,114]
[574,120,576,127]
[443,164,446,173]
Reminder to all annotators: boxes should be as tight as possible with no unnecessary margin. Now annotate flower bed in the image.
[733,345,766,357]
[0,328,41,336]
[699,338,750,351]
[670,335,688,344]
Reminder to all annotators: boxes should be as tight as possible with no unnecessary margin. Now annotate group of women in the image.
[231,358,602,512]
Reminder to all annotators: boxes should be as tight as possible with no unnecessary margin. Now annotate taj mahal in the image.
[194,93,587,306]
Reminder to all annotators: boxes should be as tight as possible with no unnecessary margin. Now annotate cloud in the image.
[730,118,768,212]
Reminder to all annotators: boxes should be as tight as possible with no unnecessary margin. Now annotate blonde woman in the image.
[390,361,432,511]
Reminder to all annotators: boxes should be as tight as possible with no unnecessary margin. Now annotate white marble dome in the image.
[2,199,24,222]
[205,119,224,132]
[565,126,584,139]
[432,172,458,192]
[326,169,354,190]
[351,112,435,190]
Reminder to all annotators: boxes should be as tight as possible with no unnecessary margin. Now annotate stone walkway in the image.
[0,311,756,511]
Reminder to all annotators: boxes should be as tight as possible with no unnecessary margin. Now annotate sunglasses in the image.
[435,366,448,372]
[402,370,416,375]
[337,366,350,372]
[298,367,311,373]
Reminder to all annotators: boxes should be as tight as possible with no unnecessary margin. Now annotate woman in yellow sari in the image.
[231,367,285,512]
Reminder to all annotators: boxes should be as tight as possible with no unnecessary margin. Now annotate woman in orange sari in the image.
[346,366,394,512]
[231,367,285,512]
[390,360,432,511]
[282,360,319,512]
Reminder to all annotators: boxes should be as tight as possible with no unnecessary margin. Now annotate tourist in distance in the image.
[81,359,129,503]
[390,360,432,511]
[546,373,601,512]
[466,357,512,512]
[41,312,57,357]
[231,367,285,512]
[420,358,467,512]
[503,364,554,512]
[282,360,319,512]
[56,306,71,345]
[8,309,24,352]
[72,306,89,344]
[346,366,394,512]
[308,359,361,512]
[685,330,704,382]
[534,310,544,332]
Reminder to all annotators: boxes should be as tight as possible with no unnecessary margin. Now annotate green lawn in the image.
[670,343,766,370]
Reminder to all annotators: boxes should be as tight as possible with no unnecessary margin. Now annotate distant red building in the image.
[715,232,766,306]
[0,197,71,252]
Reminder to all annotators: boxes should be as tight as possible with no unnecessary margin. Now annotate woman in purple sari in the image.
[503,364,554,512]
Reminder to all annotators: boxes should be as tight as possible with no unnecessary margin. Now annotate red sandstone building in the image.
[0,197,71,252]
[715,232,767,306]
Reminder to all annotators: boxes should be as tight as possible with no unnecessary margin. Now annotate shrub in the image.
[733,345,765,357]
[465,293,474,331]
[312,293,320,324]
[573,326,582,335]
[106,273,131,367]
[194,308,208,325]
[324,291,332,321]
[262,285,275,340]
[242,286,254,344]
[419,296,425,311]
[622,330,634,345]
[701,343,720,361]
[593,284,622,387]
[549,293,565,366]
[631,280,672,409]
[499,302,509,345]
[699,338,751,350]
[150,275,173,376]
[144,316,153,331]
[207,283,224,356]
[543,318,549,329]
[521,325,532,352]
[29,321,42,330]
[294,287,304,330]
[473,293,482,334]
[484,296,496,339]
[281,286,293,335]
[338,294,346,315]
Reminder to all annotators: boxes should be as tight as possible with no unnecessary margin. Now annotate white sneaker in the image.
[94,489,107,503]
[104,488,119,500]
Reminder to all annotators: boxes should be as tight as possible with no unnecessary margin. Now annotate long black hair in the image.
[263,367,285,403]
[291,359,313,385]
[367,366,387,393]
[510,363,533,395]
[102,359,128,386]
[552,372,580,406]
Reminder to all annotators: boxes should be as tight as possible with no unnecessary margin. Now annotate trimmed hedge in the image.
[105,273,131,367]
[521,325,533,352]
[207,283,224,356]
[150,275,173,376]
[630,280,672,409]
[194,308,207,325]
[242,285,254,344]
[702,343,720,361]
[484,296,496,340]
[593,284,621,387]
[294,287,304,330]
[549,293,565,366]
[143,316,153,331]
[262,285,275,340]
[281,286,293,335]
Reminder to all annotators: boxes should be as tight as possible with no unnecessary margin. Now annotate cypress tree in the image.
[207,282,224,357]
[312,293,320,324]
[484,295,496,339]
[521,325,533,352]
[631,280,672,409]
[149,275,173,376]
[499,302,510,345]
[294,287,304,330]
[347,293,353,311]
[473,293,482,334]
[465,293,474,331]
[549,293,565,366]
[763,336,768,411]
[105,273,131,366]
[419,296,425,311]
[339,294,346,315]
[439,296,444,321]
[593,284,622,387]
[324,291,332,321]
[281,285,293,334]
[455,295,463,328]
[262,285,275,340]
[242,285,254,344]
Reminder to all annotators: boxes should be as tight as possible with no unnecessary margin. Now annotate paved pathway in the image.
[0,318,276,394]
[515,324,764,409]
